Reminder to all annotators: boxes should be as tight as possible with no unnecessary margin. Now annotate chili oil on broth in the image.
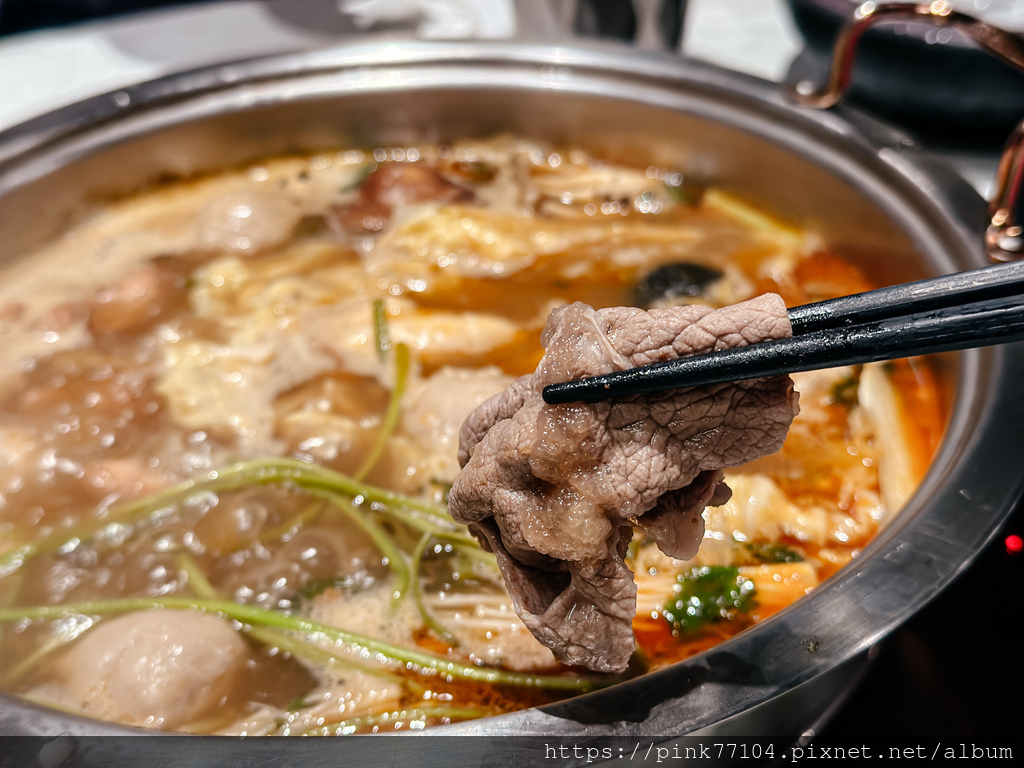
[0,136,944,734]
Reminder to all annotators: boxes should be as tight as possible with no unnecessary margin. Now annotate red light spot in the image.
[1006,534,1023,555]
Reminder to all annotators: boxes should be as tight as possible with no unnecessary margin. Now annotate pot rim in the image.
[0,38,1021,741]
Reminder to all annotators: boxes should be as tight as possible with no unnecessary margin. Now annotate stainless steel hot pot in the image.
[1,39,1022,754]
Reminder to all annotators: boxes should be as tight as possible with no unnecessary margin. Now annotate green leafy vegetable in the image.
[663,566,755,634]
[743,542,804,564]
[829,375,859,407]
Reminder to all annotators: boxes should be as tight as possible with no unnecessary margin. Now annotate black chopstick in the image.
[787,259,1024,333]
[542,261,1024,405]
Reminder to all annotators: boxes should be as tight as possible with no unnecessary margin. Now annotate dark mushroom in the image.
[633,262,724,308]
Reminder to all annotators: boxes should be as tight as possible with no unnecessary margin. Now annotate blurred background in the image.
[0,0,1021,749]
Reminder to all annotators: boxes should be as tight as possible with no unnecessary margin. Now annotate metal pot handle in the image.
[786,1,1024,262]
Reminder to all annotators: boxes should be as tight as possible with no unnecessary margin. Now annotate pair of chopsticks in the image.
[542,260,1024,405]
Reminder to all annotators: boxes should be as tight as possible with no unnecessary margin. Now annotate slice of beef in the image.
[448,294,799,673]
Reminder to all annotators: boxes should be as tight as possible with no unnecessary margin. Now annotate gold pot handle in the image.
[787,1,1024,262]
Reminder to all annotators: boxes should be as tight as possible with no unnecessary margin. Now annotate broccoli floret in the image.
[663,566,755,633]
